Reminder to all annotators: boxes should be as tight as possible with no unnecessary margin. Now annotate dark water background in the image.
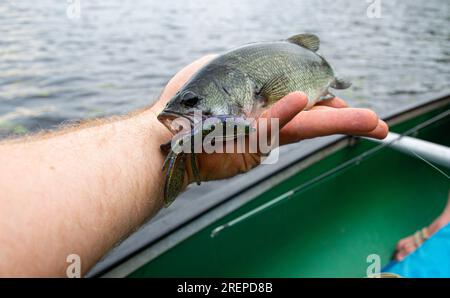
[0,0,449,137]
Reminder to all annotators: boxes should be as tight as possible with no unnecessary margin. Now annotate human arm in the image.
[0,55,388,276]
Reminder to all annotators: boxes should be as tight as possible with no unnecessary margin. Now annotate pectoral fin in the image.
[258,74,289,104]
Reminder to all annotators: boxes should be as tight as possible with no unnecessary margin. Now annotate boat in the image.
[87,91,450,278]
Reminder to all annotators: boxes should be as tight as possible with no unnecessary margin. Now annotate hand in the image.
[151,55,389,184]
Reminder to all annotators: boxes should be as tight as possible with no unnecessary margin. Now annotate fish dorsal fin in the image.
[287,34,320,52]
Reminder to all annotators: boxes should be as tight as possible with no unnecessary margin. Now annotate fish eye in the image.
[181,92,199,107]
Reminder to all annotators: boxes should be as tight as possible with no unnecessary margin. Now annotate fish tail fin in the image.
[331,77,352,90]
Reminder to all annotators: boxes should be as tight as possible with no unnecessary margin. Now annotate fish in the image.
[158,33,351,206]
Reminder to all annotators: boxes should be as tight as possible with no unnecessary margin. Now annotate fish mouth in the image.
[157,110,196,134]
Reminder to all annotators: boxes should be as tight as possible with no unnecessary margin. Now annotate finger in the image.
[395,249,407,261]
[365,120,389,139]
[292,117,388,139]
[279,108,380,145]
[259,91,308,133]
[308,105,333,111]
[396,237,409,250]
[314,97,349,109]
[396,241,417,262]
[255,92,308,154]
[403,242,416,254]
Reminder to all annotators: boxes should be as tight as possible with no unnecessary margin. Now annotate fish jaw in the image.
[157,110,195,134]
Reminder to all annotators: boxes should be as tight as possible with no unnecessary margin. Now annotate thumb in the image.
[258,91,308,135]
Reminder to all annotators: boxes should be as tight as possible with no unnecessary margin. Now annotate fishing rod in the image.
[364,132,450,170]
[210,108,450,238]
[364,108,450,176]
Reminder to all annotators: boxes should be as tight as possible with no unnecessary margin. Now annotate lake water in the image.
[0,0,449,137]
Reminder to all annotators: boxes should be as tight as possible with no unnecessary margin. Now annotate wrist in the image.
[140,106,173,145]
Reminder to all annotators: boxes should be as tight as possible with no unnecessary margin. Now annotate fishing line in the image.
[391,108,450,180]
[406,149,449,180]
[210,108,450,238]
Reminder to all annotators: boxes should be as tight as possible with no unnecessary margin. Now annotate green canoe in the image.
[89,92,450,278]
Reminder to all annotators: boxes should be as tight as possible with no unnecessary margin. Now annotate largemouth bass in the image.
[158,33,351,206]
